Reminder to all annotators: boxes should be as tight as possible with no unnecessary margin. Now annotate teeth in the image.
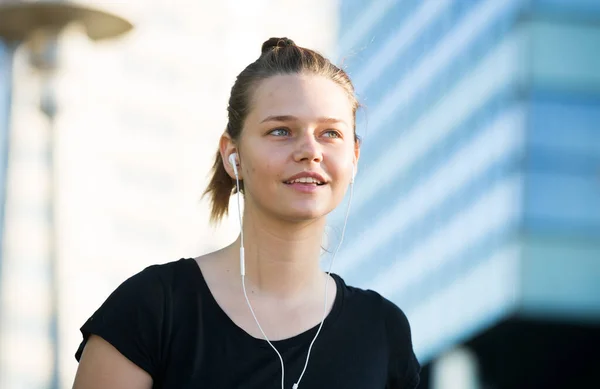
[287,177,322,184]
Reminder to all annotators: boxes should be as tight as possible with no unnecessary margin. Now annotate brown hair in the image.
[203,37,360,224]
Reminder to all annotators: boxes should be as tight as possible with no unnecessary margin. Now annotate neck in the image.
[225,210,327,299]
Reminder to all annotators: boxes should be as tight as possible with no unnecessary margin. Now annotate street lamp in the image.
[0,1,132,42]
[0,2,132,388]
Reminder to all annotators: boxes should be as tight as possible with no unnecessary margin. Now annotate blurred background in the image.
[0,0,599,388]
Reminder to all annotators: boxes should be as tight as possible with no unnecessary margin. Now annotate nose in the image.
[292,132,323,163]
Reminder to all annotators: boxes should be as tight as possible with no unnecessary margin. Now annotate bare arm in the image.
[72,335,153,389]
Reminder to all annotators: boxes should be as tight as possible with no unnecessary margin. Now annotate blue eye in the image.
[269,128,290,136]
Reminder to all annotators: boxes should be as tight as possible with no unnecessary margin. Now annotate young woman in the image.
[73,37,421,389]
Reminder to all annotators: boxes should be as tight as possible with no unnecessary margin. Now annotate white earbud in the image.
[350,164,356,184]
[229,153,239,178]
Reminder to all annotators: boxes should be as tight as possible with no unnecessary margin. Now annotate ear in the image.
[352,138,361,179]
[219,132,241,180]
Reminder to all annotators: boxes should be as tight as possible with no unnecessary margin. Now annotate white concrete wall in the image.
[0,1,340,387]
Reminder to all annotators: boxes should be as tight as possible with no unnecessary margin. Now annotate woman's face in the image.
[230,73,359,222]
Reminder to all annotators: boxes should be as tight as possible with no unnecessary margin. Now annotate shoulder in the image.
[79,257,197,342]
[334,275,421,388]
[334,274,411,328]
[118,257,196,296]
[137,257,194,281]
[75,258,198,367]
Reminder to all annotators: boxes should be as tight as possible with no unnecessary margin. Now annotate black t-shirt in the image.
[75,258,420,388]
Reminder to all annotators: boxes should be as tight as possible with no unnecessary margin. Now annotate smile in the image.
[284,177,324,185]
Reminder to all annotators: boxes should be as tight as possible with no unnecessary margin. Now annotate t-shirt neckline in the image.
[185,257,345,349]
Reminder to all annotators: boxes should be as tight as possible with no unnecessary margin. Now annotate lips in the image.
[283,172,327,185]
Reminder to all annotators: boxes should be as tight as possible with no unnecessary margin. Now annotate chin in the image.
[249,193,339,223]
[278,204,334,223]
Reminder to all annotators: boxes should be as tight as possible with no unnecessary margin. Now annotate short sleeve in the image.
[74,265,166,378]
[383,299,421,389]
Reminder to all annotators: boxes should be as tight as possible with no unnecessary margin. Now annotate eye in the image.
[269,127,290,136]
[323,130,342,139]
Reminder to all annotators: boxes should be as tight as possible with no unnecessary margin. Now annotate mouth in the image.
[284,177,326,186]
[283,172,327,186]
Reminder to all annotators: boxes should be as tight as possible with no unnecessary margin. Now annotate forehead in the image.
[248,73,354,123]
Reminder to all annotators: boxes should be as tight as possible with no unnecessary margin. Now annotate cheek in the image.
[262,160,276,178]
[246,158,283,185]
[328,151,354,179]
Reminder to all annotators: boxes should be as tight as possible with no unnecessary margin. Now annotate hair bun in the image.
[261,37,296,54]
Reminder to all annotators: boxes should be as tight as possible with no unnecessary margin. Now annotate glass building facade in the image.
[334,0,600,385]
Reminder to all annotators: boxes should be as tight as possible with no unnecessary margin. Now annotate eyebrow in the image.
[260,115,348,126]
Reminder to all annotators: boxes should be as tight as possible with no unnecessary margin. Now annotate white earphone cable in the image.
[237,171,288,388]
[292,180,354,389]
[233,156,354,389]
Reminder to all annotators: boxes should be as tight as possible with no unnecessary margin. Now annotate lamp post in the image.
[0,2,132,387]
